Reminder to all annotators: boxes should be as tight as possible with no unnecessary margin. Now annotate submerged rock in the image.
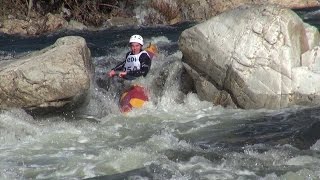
[0,36,92,112]
[179,5,320,109]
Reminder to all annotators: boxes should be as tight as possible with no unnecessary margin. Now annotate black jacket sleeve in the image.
[111,52,130,71]
[126,52,151,77]
[111,61,125,71]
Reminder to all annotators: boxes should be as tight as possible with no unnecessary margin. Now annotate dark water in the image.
[1,9,320,180]
[294,7,320,27]
[0,22,195,58]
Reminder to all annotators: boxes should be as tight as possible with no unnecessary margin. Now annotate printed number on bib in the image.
[125,66,138,71]
[127,57,136,62]
[125,54,141,72]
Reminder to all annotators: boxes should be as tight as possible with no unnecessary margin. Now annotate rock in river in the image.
[179,5,320,109]
[0,36,92,112]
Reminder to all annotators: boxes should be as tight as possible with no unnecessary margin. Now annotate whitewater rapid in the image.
[1,26,320,179]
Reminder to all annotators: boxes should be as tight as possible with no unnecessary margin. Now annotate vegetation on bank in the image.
[0,0,182,26]
[0,0,138,26]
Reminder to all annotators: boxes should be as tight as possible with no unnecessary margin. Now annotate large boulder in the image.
[179,5,320,109]
[0,36,92,111]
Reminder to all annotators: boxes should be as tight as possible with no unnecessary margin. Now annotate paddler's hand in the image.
[119,71,127,78]
[108,70,116,77]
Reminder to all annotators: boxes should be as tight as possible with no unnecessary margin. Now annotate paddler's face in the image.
[130,42,142,54]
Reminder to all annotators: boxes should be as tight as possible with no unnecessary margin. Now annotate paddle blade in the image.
[145,43,158,59]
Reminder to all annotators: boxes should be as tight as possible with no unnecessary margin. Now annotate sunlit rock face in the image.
[179,5,320,109]
[0,36,92,111]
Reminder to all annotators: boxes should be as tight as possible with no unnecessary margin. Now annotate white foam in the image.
[310,139,320,151]
[177,156,236,179]
[78,136,89,143]
[146,129,192,151]
[280,169,318,179]
[286,155,320,166]
[82,163,96,179]
[0,109,39,145]
[94,147,156,174]
[147,36,171,44]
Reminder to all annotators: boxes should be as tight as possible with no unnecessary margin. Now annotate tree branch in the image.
[27,0,33,17]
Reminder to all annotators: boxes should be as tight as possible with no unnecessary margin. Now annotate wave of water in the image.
[2,100,320,179]
[1,24,320,179]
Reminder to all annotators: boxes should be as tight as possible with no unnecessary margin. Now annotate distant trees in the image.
[1,0,137,26]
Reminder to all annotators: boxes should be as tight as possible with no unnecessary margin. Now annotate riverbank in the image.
[1,0,320,36]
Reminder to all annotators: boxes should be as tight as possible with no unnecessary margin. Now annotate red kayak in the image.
[119,85,149,113]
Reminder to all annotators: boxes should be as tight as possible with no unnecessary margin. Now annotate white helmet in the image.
[129,34,144,46]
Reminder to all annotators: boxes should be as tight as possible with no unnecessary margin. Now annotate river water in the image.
[1,11,320,180]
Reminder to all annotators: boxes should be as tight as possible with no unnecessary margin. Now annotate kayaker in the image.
[108,34,152,80]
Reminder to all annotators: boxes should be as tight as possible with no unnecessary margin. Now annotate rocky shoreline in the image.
[1,0,320,36]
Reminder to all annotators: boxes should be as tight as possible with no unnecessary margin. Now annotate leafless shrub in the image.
[60,0,138,25]
[1,0,28,18]
[1,0,138,26]
[62,0,101,26]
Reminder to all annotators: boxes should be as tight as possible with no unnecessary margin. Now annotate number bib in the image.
[124,51,147,72]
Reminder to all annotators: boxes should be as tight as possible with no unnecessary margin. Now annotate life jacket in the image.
[124,50,148,72]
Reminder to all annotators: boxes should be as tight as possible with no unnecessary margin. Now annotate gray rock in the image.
[179,5,320,109]
[0,36,92,111]
[67,20,87,30]
[304,23,320,49]
[44,13,68,32]
[183,63,236,108]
